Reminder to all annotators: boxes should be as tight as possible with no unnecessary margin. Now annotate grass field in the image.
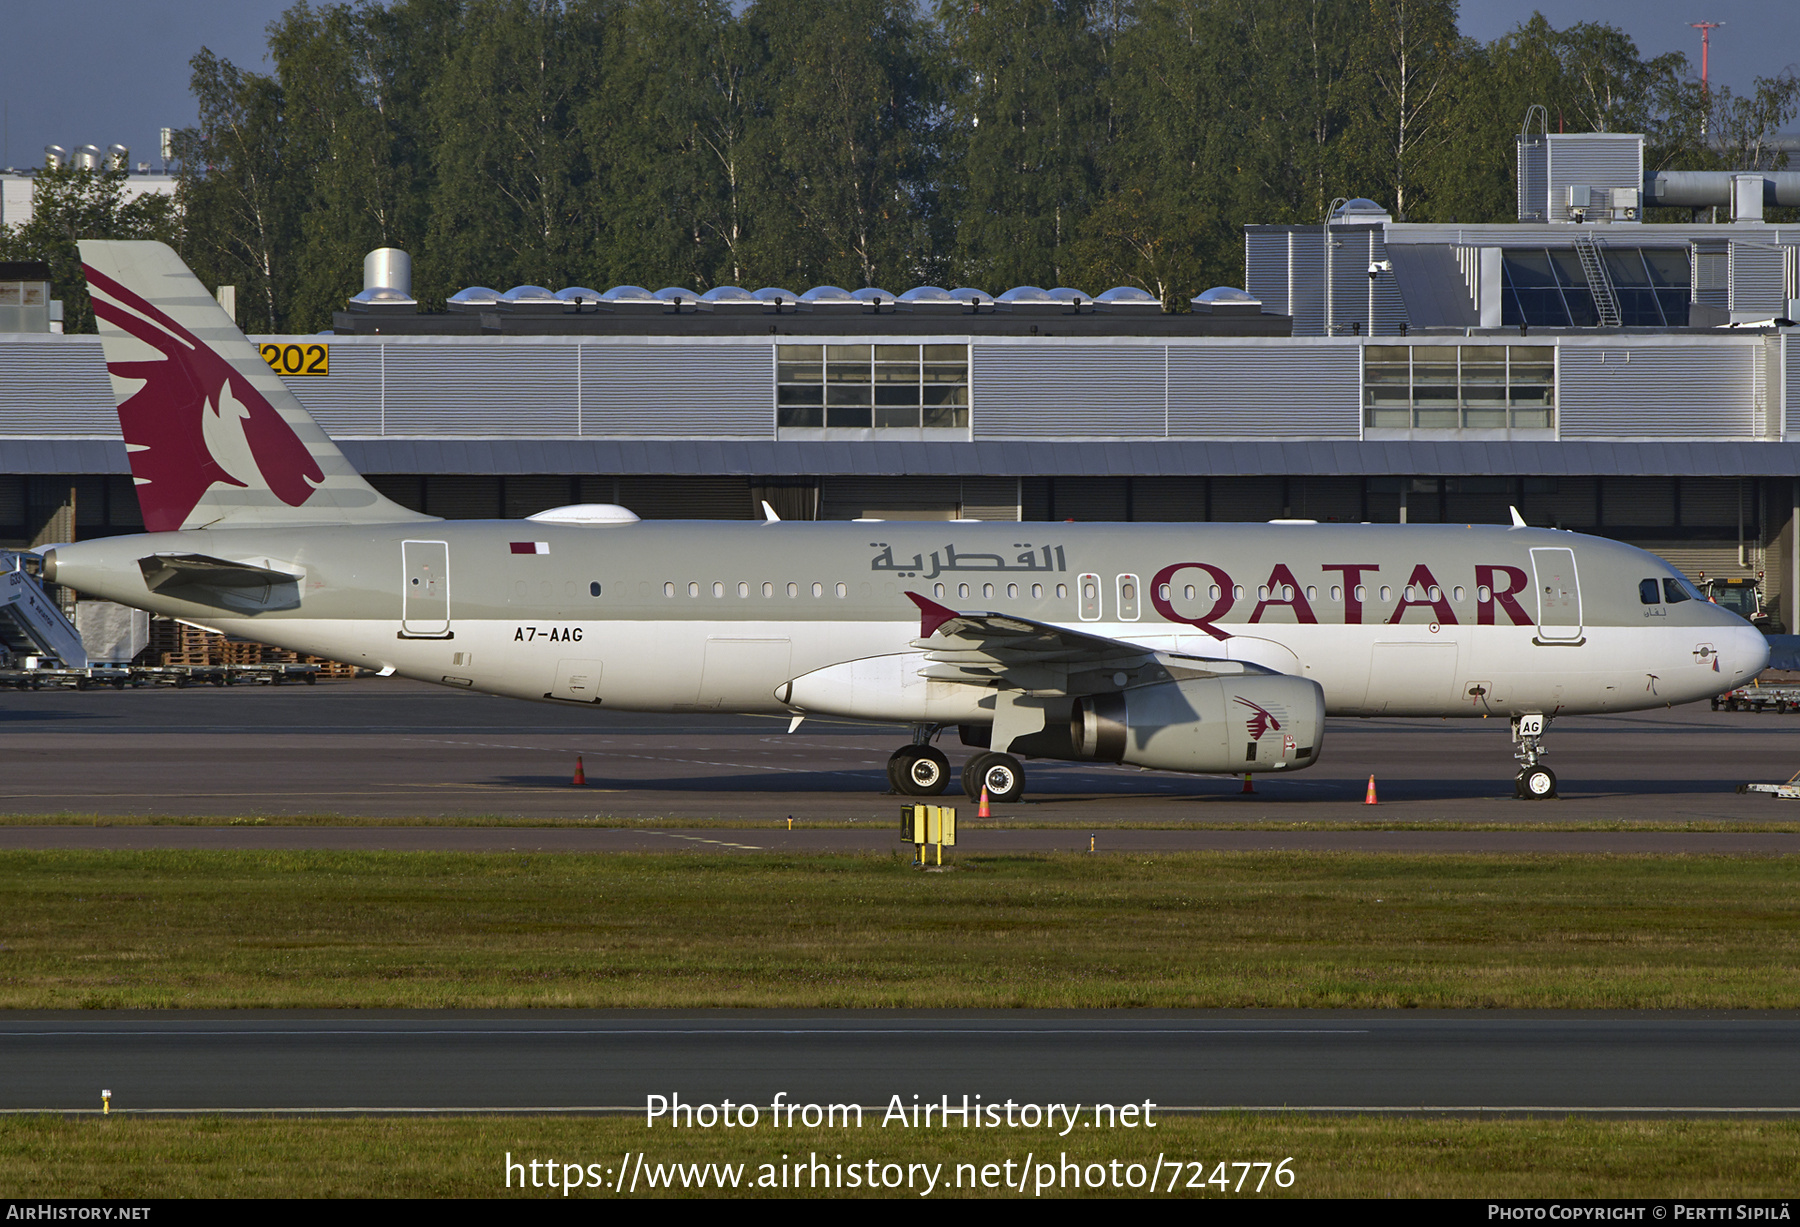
[2,1114,1795,1198]
[3,850,1796,1009]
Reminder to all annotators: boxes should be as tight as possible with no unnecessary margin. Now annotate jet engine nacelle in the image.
[1070,673,1325,773]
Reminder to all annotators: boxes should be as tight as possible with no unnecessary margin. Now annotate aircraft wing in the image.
[905,591,1253,696]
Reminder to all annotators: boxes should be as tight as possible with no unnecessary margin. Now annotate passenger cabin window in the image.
[1640,578,1662,605]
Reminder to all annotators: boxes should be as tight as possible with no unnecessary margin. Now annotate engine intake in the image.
[1071,674,1325,773]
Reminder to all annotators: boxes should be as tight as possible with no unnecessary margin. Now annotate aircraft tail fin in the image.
[79,240,431,532]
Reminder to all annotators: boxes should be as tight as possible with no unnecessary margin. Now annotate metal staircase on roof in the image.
[1572,231,1622,327]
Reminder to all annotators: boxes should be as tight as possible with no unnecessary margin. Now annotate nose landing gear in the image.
[1512,714,1557,799]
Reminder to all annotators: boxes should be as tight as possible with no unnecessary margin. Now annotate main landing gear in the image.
[1512,713,1557,799]
[888,725,951,796]
[962,752,1025,804]
[886,727,1027,804]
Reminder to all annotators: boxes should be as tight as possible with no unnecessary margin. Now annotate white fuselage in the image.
[44,519,1768,725]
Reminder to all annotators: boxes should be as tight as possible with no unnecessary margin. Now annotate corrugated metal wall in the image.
[0,332,1783,446]
[1788,333,1800,439]
[1546,134,1642,221]
[1168,345,1360,437]
[1732,242,1788,314]
[383,343,579,436]
[290,343,382,435]
[580,343,771,436]
[1559,342,1757,437]
[0,339,116,432]
[971,344,1164,437]
[288,339,773,438]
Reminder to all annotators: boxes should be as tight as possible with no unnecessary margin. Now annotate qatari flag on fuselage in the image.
[510,542,549,555]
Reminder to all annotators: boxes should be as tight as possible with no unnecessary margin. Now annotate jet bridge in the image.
[0,552,87,668]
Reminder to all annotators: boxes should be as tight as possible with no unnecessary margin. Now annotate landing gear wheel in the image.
[963,752,1025,804]
[1518,766,1557,799]
[885,748,908,793]
[892,746,951,796]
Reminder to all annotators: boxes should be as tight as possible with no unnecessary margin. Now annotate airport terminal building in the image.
[6,131,1800,621]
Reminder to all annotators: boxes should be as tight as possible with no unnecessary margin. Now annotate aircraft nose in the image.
[1725,621,1771,681]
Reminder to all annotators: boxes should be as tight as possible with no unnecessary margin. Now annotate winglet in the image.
[1509,505,1528,528]
[761,500,781,522]
[905,590,960,638]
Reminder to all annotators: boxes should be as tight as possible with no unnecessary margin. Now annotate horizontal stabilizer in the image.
[138,553,301,594]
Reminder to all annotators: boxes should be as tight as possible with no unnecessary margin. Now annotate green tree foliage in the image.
[0,167,181,334]
[172,48,293,333]
[748,0,941,290]
[422,0,606,297]
[143,0,1800,330]
[270,0,460,326]
[586,0,765,289]
[938,0,1104,289]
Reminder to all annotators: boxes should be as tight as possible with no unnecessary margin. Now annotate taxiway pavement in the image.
[5,1012,1797,1113]
[0,679,1794,829]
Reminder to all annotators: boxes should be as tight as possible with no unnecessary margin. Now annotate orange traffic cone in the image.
[1364,774,1378,805]
[572,755,586,786]
[1241,773,1254,794]
[978,788,991,818]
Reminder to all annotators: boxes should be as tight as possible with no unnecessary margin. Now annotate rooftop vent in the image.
[349,247,416,313]
[1094,286,1163,314]
[1049,287,1094,313]
[500,285,562,314]
[654,287,700,313]
[853,287,897,313]
[949,287,996,312]
[755,287,801,312]
[72,144,103,171]
[600,285,666,314]
[1330,197,1392,225]
[995,286,1065,314]
[556,286,603,312]
[898,285,968,314]
[1191,286,1264,315]
[446,286,502,313]
[699,285,765,314]
[800,285,863,313]
[42,145,67,170]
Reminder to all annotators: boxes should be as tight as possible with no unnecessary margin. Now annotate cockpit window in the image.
[1663,577,1695,604]
[1639,579,1661,605]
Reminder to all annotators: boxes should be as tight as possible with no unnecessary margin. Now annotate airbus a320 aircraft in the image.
[38,242,1767,802]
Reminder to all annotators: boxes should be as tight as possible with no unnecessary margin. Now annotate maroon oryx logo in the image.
[1234,696,1282,741]
[83,263,323,531]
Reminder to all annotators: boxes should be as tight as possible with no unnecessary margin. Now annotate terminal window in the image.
[1363,344,1554,430]
[777,344,969,429]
